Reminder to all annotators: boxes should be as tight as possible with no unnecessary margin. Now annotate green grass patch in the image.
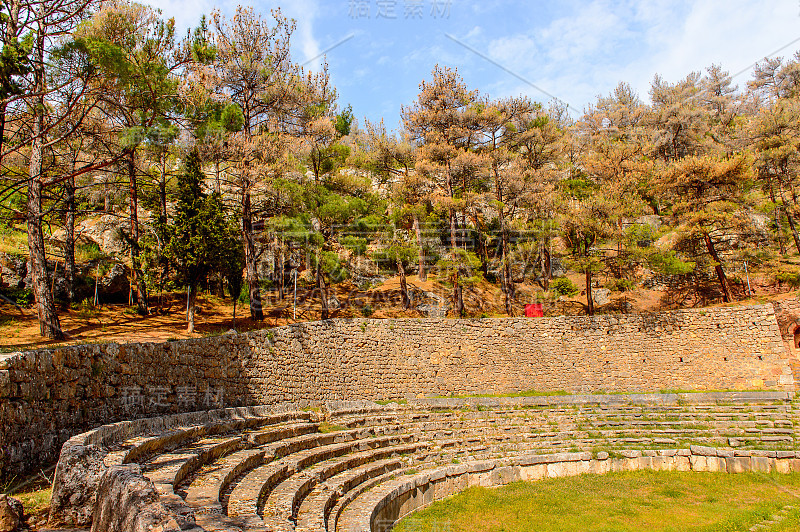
[375,399,408,405]
[442,389,571,399]
[317,422,346,434]
[14,487,50,518]
[394,470,800,532]
[0,226,27,255]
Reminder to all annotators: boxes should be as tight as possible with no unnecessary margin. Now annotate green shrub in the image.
[77,242,106,262]
[2,287,33,307]
[341,235,368,257]
[776,272,800,287]
[606,278,636,292]
[550,277,579,297]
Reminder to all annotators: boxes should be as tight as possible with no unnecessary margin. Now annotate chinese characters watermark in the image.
[348,0,452,20]
[119,385,225,411]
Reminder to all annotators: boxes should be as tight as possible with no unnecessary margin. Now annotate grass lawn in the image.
[394,471,800,532]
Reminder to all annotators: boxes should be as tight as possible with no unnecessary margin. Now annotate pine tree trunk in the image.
[28,157,64,339]
[156,155,167,310]
[398,259,410,310]
[242,188,263,320]
[453,270,464,317]
[768,184,787,255]
[541,243,552,291]
[776,206,787,255]
[65,177,76,304]
[585,268,595,316]
[413,214,426,281]
[317,257,329,320]
[277,240,285,301]
[449,209,458,250]
[0,103,6,168]
[187,283,196,333]
[127,150,148,315]
[786,212,800,255]
[778,182,800,254]
[474,225,489,278]
[26,21,63,340]
[500,211,514,316]
[232,298,237,331]
[704,233,733,303]
[0,2,17,166]
[449,203,462,317]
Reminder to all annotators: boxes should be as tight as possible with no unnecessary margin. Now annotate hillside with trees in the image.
[3,0,800,345]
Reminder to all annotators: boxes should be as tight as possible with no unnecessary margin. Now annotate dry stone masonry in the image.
[0,305,794,482]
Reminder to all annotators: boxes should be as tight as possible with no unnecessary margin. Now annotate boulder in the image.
[592,288,611,306]
[49,215,127,257]
[327,295,341,310]
[634,215,663,230]
[0,495,23,532]
[550,257,567,278]
[50,211,154,258]
[0,253,28,291]
[413,289,449,317]
[416,303,449,318]
[96,263,130,303]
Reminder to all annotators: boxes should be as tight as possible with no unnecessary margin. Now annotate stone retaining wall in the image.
[0,305,794,480]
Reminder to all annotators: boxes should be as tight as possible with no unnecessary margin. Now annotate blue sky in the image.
[148,0,800,131]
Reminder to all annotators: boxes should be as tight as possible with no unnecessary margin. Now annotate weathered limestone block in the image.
[48,442,108,527]
[751,456,772,473]
[726,457,751,473]
[0,495,23,532]
[90,465,189,532]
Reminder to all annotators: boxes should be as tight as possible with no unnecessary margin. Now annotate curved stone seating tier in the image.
[341,448,800,532]
[49,393,800,532]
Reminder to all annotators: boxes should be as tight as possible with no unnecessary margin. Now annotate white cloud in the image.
[464,25,483,40]
[488,35,538,71]
[283,0,321,66]
[470,0,800,111]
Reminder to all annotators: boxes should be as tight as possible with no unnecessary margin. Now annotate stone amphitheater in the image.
[3,302,800,531]
[50,393,800,532]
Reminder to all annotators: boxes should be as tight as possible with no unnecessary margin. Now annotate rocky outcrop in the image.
[50,212,151,258]
[0,251,129,304]
[0,253,28,292]
[412,288,449,317]
[592,288,612,306]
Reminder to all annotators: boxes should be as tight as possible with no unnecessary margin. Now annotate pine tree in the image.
[168,149,229,333]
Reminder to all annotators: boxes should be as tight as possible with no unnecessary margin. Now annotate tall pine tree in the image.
[169,149,229,332]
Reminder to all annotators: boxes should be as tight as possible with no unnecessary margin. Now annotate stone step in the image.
[329,408,799,434]
[296,459,405,532]
[226,427,396,518]
[262,440,422,532]
[330,467,413,532]
[144,436,243,498]
[184,447,266,515]
[102,411,313,469]
[247,422,320,446]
